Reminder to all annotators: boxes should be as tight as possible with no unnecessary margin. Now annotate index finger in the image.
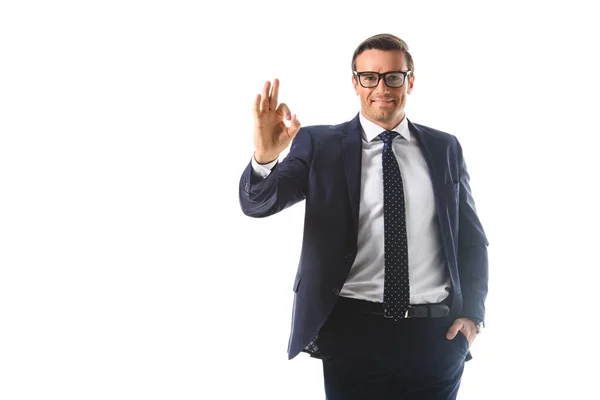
[269,78,280,111]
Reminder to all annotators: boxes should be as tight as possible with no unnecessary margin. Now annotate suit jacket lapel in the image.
[340,114,363,237]
[408,120,447,212]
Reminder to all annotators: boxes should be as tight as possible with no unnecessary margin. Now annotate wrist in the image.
[469,318,484,334]
[254,152,278,164]
[461,316,484,334]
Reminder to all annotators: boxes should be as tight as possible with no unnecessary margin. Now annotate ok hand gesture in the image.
[253,79,301,164]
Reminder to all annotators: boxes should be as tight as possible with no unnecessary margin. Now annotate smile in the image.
[372,99,395,105]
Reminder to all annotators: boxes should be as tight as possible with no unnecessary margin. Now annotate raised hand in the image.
[253,79,301,164]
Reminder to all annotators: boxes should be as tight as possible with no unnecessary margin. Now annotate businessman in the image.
[239,33,489,399]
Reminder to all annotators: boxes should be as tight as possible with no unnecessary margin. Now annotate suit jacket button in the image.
[332,288,340,295]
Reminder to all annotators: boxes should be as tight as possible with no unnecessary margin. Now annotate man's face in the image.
[352,49,414,130]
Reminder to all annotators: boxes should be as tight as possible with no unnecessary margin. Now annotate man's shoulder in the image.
[297,113,360,137]
[300,119,354,135]
[410,121,457,141]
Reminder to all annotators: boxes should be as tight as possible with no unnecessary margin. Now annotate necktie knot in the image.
[380,130,398,146]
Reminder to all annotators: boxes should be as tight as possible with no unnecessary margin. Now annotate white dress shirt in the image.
[251,113,450,305]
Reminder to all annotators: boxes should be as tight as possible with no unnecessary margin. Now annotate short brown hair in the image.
[351,33,414,74]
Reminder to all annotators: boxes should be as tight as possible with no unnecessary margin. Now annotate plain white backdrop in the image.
[1,1,599,399]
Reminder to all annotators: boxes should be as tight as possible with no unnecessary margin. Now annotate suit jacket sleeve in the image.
[456,139,489,324]
[239,128,314,218]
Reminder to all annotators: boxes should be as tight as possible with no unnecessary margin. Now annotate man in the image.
[239,33,488,399]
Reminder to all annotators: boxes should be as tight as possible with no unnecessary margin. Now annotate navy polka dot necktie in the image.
[380,130,410,321]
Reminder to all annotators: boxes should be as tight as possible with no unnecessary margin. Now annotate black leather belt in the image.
[336,296,450,319]
[384,304,450,318]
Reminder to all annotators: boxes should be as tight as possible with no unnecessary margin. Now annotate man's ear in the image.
[352,75,359,95]
[406,74,415,94]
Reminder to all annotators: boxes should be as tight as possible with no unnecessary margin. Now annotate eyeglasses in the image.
[353,70,412,88]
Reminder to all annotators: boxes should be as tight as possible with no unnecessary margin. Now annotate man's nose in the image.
[374,76,390,93]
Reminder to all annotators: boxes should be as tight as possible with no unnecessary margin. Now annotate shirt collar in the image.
[358,112,411,142]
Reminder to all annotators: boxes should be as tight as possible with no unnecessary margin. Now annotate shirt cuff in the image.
[251,155,278,179]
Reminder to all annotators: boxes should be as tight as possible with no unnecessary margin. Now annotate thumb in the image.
[446,320,463,340]
[289,114,301,137]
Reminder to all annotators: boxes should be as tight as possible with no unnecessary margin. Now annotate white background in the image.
[1,1,599,399]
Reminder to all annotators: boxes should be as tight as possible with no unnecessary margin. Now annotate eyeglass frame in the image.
[352,70,413,88]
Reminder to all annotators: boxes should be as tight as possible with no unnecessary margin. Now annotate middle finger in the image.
[269,79,279,111]
[260,81,271,112]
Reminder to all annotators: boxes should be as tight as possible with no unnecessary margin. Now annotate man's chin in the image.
[372,112,395,124]
[363,108,402,123]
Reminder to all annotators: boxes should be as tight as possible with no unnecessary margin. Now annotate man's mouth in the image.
[371,99,395,105]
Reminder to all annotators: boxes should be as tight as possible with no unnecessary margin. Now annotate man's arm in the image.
[239,127,313,218]
[456,138,489,324]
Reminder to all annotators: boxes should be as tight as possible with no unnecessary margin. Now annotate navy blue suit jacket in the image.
[239,114,489,360]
